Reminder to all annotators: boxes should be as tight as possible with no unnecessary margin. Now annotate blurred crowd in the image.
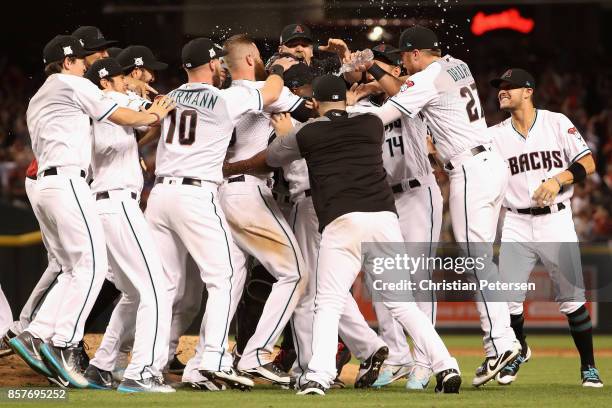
[1,54,611,243]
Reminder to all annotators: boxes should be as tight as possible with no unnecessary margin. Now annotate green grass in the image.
[2,335,611,407]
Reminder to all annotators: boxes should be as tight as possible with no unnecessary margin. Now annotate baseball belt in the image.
[506,202,566,216]
[444,145,487,171]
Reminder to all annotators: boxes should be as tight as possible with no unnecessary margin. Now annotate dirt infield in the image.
[2,334,612,388]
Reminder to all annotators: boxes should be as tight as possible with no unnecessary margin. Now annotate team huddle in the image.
[0,22,604,395]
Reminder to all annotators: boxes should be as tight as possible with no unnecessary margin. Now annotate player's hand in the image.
[271,113,294,137]
[271,57,299,72]
[319,38,351,60]
[124,77,158,100]
[347,51,374,72]
[532,178,561,207]
[145,95,176,120]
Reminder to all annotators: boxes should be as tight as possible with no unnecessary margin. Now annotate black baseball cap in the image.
[72,26,118,51]
[85,58,124,86]
[490,68,536,89]
[118,45,168,71]
[182,38,227,69]
[107,47,123,59]
[43,35,94,64]
[398,26,440,52]
[280,24,313,45]
[284,63,313,89]
[313,74,346,102]
[372,43,401,65]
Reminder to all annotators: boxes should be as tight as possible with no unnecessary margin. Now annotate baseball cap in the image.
[107,47,123,59]
[43,35,94,64]
[398,26,440,52]
[372,43,401,65]
[284,62,313,89]
[118,45,168,71]
[182,37,227,69]
[72,26,118,51]
[313,74,346,102]
[490,68,536,89]
[85,57,124,86]
[280,24,313,45]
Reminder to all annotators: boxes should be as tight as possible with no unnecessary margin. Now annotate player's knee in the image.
[559,301,585,315]
[508,301,524,315]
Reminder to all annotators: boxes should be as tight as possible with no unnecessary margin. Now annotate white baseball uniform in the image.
[349,96,443,368]
[85,90,171,381]
[25,73,114,347]
[145,81,261,377]
[491,109,589,315]
[0,286,11,336]
[218,79,308,372]
[386,55,516,358]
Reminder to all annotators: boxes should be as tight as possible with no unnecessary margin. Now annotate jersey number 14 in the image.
[165,109,197,145]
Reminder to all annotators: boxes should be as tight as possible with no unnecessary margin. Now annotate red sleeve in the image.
[26,159,38,178]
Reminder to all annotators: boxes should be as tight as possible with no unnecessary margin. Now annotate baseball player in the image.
[72,26,117,68]
[9,34,174,388]
[266,74,461,395]
[351,26,520,386]
[144,37,295,390]
[80,57,173,393]
[117,45,166,100]
[0,287,12,357]
[347,43,442,389]
[277,24,341,77]
[488,68,602,388]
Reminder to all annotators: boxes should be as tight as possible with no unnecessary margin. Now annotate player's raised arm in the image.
[260,57,298,106]
[109,95,175,127]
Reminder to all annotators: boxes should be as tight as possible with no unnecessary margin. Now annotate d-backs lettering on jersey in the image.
[490,109,590,209]
[155,82,263,184]
[26,73,119,174]
[226,80,302,180]
[388,55,489,163]
[91,91,146,194]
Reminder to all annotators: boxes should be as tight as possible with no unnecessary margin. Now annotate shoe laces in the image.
[503,354,525,373]
[582,367,600,381]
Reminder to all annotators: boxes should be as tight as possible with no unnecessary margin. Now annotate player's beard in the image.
[254,59,267,81]
[212,67,222,88]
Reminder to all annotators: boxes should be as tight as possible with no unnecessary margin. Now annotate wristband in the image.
[567,161,587,184]
[367,63,388,81]
[269,65,285,79]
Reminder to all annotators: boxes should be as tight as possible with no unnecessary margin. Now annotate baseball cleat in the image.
[373,363,413,388]
[434,368,461,393]
[8,331,54,378]
[1,329,17,358]
[117,376,176,393]
[354,346,389,388]
[496,346,532,385]
[296,380,326,396]
[40,343,89,388]
[472,342,521,387]
[168,354,186,375]
[581,365,604,388]
[200,368,254,391]
[405,364,432,390]
[330,377,346,389]
[183,376,226,391]
[77,340,90,372]
[336,341,352,375]
[242,362,291,385]
[84,364,114,390]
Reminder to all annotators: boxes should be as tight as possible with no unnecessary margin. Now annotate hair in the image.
[421,49,442,57]
[44,56,76,77]
[223,34,256,70]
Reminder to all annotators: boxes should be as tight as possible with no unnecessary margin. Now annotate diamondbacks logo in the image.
[568,127,578,135]
[377,44,386,52]
[502,69,512,79]
[62,46,73,56]
[209,48,216,58]
[134,57,143,66]
[400,79,415,93]
[79,39,85,47]
[293,25,304,34]
[98,68,109,78]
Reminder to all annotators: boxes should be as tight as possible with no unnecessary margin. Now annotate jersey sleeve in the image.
[388,73,437,118]
[347,101,401,126]
[264,86,303,113]
[223,86,263,126]
[266,123,305,167]
[72,78,119,122]
[557,114,590,163]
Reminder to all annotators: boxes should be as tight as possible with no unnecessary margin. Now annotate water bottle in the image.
[339,49,374,74]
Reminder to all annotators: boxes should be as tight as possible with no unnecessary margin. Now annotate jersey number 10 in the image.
[165,109,197,145]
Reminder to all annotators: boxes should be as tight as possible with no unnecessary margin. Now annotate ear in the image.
[62,57,72,70]
[246,54,254,67]
[391,66,401,77]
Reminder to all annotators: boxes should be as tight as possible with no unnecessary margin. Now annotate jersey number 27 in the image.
[165,109,197,145]
[460,83,483,123]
